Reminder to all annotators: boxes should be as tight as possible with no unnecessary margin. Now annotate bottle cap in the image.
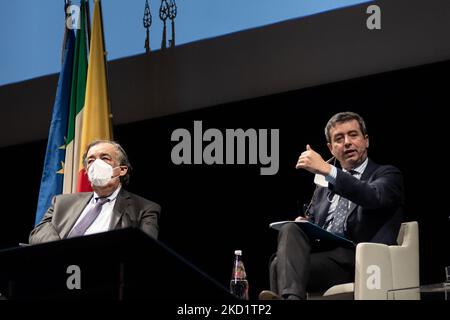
[234,250,242,256]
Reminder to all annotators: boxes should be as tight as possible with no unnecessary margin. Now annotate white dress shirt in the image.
[70,185,122,236]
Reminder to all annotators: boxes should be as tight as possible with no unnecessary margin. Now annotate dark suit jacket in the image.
[29,188,160,244]
[310,159,404,245]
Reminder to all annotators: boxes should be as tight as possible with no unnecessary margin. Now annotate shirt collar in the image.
[92,185,122,203]
[344,157,368,176]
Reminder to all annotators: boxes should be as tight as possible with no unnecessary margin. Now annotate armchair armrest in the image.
[354,242,393,300]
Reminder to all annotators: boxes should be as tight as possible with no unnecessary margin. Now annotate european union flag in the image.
[35,30,75,225]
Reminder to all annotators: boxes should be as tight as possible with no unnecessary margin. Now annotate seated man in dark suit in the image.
[260,111,404,300]
[30,140,160,244]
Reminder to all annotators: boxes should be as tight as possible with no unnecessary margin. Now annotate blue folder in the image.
[269,220,355,248]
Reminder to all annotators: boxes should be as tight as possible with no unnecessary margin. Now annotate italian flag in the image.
[63,0,88,194]
[64,0,112,193]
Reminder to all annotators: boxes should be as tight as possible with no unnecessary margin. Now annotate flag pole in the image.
[85,0,92,47]
[61,0,69,64]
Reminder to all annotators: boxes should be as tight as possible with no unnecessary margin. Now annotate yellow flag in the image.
[77,0,112,192]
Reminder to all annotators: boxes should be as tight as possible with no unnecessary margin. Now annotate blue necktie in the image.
[67,197,110,238]
[326,196,349,235]
[326,170,357,235]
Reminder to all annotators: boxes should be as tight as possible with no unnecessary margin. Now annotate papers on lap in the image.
[269,220,355,248]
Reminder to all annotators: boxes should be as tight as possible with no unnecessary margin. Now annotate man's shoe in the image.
[259,290,281,300]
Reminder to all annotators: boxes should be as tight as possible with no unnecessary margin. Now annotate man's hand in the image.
[295,216,308,222]
[295,144,332,175]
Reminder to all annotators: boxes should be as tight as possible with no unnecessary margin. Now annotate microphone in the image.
[303,184,320,220]
[325,156,336,164]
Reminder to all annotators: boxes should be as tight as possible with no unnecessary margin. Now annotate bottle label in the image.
[231,255,249,300]
[233,262,247,279]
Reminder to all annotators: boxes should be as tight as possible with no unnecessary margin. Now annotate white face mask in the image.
[88,159,113,187]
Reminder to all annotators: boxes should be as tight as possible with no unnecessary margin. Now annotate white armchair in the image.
[320,221,420,300]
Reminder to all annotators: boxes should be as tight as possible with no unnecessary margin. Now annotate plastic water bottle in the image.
[230,249,249,300]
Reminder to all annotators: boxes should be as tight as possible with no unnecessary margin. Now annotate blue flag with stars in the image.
[35,30,75,226]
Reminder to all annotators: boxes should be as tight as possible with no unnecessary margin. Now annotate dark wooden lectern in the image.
[0,228,233,300]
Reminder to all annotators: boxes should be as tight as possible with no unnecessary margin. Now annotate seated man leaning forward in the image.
[260,111,404,300]
[30,140,160,244]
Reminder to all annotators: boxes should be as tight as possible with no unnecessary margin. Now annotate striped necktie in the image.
[67,197,110,238]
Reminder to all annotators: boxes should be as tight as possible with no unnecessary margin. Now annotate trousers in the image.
[269,223,355,299]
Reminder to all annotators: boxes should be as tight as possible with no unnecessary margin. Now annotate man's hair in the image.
[82,140,132,186]
[324,111,368,143]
